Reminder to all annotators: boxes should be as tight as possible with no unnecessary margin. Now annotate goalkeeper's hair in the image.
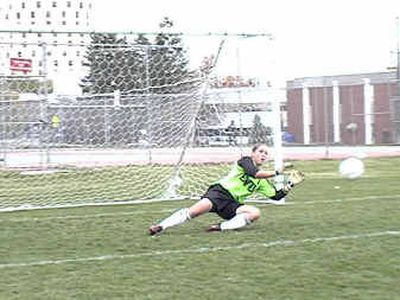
[251,144,269,152]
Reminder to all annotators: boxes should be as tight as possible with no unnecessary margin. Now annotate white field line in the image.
[0,209,176,223]
[0,177,397,213]
[248,194,400,205]
[0,230,399,269]
[305,172,398,177]
[0,197,188,213]
[1,194,399,223]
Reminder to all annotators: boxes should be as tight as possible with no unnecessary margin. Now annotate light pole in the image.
[394,16,400,143]
[388,17,400,143]
[396,16,400,96]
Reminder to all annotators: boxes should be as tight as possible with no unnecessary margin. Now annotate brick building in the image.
[286,72,400,145]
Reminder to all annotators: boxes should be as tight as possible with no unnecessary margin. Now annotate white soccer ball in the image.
[339,157,365,179]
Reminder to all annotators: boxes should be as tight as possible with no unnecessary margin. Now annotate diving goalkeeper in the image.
[148,144,302,235]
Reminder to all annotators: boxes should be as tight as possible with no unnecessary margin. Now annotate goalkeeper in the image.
[149,144,299,235]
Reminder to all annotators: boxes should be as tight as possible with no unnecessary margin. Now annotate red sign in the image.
[10,58,32,73]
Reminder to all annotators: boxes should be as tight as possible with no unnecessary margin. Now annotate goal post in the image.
[0,30,284,212]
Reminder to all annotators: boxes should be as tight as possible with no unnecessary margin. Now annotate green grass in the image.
[0,163,230,206]
[0,157,399,299]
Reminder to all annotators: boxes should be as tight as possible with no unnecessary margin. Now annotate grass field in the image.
[1,157,399,299]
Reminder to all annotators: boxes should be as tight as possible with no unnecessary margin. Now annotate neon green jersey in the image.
[216,157,277,204]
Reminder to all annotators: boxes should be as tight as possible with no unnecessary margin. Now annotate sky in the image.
[92,0,400,85]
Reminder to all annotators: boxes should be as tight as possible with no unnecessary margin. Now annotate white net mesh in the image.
[0,30,281,211]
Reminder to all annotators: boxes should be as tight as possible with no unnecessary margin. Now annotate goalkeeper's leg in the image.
[207,205,260,232]
[149,198,213,235]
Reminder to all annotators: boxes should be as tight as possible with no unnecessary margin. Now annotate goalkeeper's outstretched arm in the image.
[254,162,294,179]
[254,170,277,179]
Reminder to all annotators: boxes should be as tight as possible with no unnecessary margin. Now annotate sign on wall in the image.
[10,58,32,73]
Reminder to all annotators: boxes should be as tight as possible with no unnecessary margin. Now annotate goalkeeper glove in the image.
[283,182,294,193]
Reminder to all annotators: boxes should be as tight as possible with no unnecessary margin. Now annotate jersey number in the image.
[239,174,257,193]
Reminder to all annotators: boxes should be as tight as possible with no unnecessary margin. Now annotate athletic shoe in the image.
[148,225,163,236]
[206,224,221,232]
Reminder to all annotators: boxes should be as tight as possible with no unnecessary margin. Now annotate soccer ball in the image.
[339,157,365,179]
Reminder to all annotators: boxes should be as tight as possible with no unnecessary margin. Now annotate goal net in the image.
[0,30,283,211]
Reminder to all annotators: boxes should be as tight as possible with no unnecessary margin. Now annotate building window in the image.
[46,11,50,18]
[76,11,79,18]
[54,60,58,67]
[16,12,21,19]
[62,11,66,17]
[31,11,35,18]
[80,2,83,8]
[62,20,66,25]
[67,1,71,7]
[36,1,41,8]
[52,2,57,8]
[68,60,73,66]
[22,2,25,9]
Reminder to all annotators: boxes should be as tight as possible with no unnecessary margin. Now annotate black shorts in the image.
[201,184,242,220]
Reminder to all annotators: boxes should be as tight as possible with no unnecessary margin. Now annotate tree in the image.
[80,33,129,94]
[148,17,194,93]
[78,18,201,147]
[80,17,195,95]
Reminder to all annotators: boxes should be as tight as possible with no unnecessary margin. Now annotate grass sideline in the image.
[0,157,399,299]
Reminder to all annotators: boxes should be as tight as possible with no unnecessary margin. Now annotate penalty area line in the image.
[2,194,400,223]
[0,230,399,269]
[249,194,400,205]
